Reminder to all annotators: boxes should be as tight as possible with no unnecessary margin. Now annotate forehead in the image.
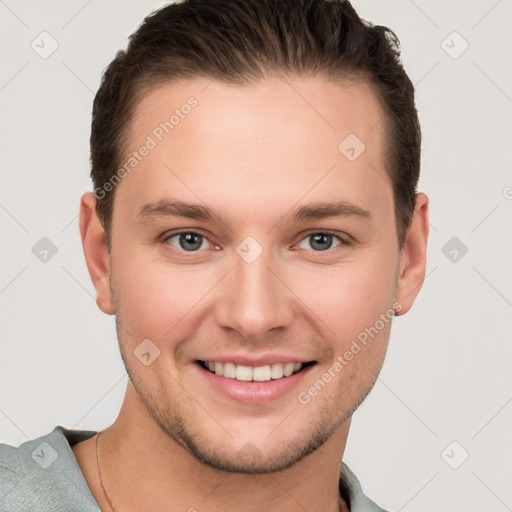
[128,75,385,155]
[115,76,391,229]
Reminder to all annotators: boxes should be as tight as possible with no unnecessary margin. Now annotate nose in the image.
[214,246,295,341]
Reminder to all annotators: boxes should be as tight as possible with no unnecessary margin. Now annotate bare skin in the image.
[75,76,429,511]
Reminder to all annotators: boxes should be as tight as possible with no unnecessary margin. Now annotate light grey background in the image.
[1,1,511,510]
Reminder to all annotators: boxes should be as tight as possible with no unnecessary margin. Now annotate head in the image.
[80,0,428,474]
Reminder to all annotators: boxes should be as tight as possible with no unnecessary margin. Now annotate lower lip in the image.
[195,363,315,404]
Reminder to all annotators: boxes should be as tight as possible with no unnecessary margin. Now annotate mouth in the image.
[193,358,317,404]
[197,360,316,382]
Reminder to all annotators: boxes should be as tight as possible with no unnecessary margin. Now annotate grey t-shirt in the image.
[0,426,389,511]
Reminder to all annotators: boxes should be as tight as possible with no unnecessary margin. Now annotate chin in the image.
[147,401,343,475]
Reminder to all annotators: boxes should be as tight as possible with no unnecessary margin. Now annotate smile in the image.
[198,360,313,382]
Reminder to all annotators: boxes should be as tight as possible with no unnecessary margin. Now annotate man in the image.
[0,0,428,510]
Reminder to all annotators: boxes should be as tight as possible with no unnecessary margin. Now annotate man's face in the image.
[105,76,404,472]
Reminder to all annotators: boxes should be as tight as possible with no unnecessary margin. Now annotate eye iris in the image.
[179,233,203,251]
[310,233,332,251]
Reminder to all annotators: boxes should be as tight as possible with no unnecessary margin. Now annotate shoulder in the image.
[0,425,100,512]
[339,462,392,512]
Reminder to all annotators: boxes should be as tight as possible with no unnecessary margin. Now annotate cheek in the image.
[111,249,218,340]
[299,255,398,338]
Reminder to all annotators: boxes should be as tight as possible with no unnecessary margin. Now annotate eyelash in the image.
[161,229,351,255]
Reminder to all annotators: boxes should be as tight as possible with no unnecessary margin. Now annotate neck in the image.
[99,382,351,512]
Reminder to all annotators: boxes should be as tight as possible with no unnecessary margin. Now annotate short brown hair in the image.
[90,0,420,250]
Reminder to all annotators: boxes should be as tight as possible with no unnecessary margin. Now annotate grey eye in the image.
[297,233,342,252]
[167,232,207,252]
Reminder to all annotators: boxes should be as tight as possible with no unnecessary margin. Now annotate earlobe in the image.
[79,192,115,315]
[394,193,429,316]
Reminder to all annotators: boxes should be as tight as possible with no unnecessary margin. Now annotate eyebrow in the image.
[136,199,229,225]
[136,198,371,227]
[283,200,371,223]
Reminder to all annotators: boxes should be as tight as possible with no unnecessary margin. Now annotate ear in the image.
[79,192,114,315]
[395,192,429,316]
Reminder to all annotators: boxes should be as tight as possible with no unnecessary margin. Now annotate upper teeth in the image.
[204,361,303,381]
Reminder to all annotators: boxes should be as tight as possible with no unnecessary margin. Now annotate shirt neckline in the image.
[51,425,375,511]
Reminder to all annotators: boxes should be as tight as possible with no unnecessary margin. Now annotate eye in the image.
[162,230,349,254]
[296,232,345,252]
[164,231,211,252]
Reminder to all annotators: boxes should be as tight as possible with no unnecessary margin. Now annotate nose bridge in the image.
[215,240,294,339]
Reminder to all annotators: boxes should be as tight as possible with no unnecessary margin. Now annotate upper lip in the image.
[196,354,315,366]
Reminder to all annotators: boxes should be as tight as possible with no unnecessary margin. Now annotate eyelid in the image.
[161,229,217,249]
[161,228,350,254]
[293,229,350,252]
[162,228,211,241]
[296,229,350,244]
